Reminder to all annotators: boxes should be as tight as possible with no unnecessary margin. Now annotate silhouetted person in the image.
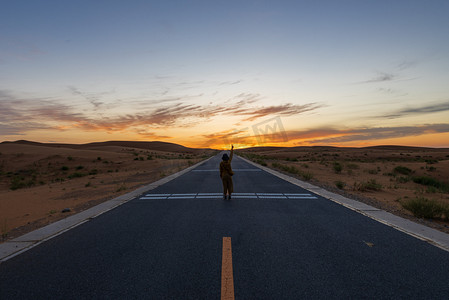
[220,145,234,200]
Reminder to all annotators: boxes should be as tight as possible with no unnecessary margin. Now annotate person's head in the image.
[222,153,229,161]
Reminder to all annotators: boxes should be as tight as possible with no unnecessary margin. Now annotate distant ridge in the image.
[362,145,436,151]
[239,145,445,151]
[1,140,210,153]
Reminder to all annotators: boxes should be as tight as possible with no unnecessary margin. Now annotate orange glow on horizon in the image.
[3,128,449,150]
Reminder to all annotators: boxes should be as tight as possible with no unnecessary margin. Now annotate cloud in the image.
[286,124,449,145]
[219,80,242,86]
[68,86,104,109]
[134,129,172,139]
[233,103,323,121]
[0,90,324,141]
[381,101,449,119]
[359,72,396,84]
[396,60,417,71]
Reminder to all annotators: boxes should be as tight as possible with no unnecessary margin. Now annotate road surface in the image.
[1,154,448,299]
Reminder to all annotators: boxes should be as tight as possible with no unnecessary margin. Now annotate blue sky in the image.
[1,0,449,148]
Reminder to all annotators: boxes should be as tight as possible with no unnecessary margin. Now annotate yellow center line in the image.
[221,237,235,300]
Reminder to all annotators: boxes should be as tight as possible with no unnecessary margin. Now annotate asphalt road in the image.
[1,154,449,299]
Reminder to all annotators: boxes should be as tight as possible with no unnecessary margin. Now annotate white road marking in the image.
[140,193,318,200]
[198,193,222,196]
[257,193,284,196]
[192,169,261,172]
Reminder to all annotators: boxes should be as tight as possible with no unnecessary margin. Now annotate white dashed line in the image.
[192,169,261,172]
[140,192,318,200]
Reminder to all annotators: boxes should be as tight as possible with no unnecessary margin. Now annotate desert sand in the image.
[0,141,216,241]
[238,146,449,234]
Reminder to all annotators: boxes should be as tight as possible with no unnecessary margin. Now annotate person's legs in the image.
[222,176,229,199]
[228,178,233,200]
[222,175,233,200]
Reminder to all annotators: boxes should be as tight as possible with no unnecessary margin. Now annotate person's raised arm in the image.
[230,144,234,162]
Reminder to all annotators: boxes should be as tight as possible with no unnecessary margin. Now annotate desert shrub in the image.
[10,176,36,190]
[425,159,438,164]
[76,165,84,170]
[335,181,345,189]
[272,162,313,181]
[354,179,382,192]
[116,183,127,192]
[302,172,314,181]
[412,176,449,193]
[89,169,98,175]
[285,157,298,162]
[67,156,74,161]
[61,166,69,171]
[68,172,86,179]
[426,186,438,193]
[394,166,412,175]
[256,159,267,166]
[396,176,410,183]
[333,162,342,174]
[402,197,449,220]
[346,163,359,170]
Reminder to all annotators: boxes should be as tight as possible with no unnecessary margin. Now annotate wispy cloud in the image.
[68,86,105,109]
[381,101,449,119]
[0,91,324,139]
[287,124,449,145]
[359,72,397,84]
[233,103,323,121]
[219,80,242,86]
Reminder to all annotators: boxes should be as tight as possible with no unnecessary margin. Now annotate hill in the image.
[1,140,210,153]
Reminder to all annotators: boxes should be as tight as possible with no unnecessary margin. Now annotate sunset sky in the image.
[1,0,449,149]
